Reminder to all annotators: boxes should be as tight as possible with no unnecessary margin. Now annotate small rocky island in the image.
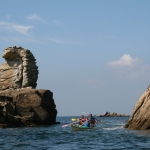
[0,46,58,128]
[124,85,150,130]
[98,112,130,117]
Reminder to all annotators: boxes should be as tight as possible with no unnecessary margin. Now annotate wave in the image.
[103,126,123,130]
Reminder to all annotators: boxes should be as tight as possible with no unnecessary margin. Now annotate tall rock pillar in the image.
[0,46,58,127]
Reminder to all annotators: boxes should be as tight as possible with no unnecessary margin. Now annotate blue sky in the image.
[0,0,150,116]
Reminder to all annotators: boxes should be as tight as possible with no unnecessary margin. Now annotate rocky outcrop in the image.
[98,112,129,117]
[0,88,58,127]
[124,85,150,130]
[0,46,59,127]
[0,46,38,90]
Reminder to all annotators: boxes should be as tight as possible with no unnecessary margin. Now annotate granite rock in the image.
[124,85,150,130]
[0,46,38,90]
[98,112,129,117]
[0,46,59,127]
[0,88,58,127]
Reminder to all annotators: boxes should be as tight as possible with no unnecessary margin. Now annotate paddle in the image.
[71,118,77,122]
[93,114,106,124]
[94,116,106,124]
[97,120,106,124]
[62,123,72,128]
[83,112,96,118]
[82,112,86,115]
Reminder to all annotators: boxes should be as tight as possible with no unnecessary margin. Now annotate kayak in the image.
[71,124,97,131]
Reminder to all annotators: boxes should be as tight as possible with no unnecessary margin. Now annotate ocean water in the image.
[0,116,150,150]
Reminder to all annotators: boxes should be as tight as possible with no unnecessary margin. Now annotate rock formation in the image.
[124,85,150,130]
[98,112,129,117]
[0,46,38,90]
[0,46,58,127]
[0,88,57,127]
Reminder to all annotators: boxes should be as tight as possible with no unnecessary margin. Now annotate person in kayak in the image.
[82,118,90,127]
[80,115,86,122]
[88,114,97,125]
[75,119,83,125]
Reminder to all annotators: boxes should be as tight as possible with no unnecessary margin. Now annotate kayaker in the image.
[75,119,80,125]
[80,115,86,122]
[82,118,90,127]
[88,114,97,125]
[76,119,83,125]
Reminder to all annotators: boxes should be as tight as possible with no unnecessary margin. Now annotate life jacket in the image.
[81,118,86,121]
[89,117,96,124]
[83,121,90,127]
[76,121,80,125]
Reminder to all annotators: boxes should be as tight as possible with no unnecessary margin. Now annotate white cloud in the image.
[49,38,66,44]
[27,13,62,26]
[27,13,49,25]
[107,54,150,80]
[27,13,43,22]
[107,54,141,68]
[0,22,34,35]
[49,38,77,44]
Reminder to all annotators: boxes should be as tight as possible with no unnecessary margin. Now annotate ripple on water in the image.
[0,117,150,149]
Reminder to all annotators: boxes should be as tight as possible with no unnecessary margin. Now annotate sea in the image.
[0,116,150,150]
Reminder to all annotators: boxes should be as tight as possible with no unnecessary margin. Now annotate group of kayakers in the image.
[73,114,98,127]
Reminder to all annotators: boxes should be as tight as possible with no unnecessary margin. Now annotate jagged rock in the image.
[98,112,129,117]
[124,85,150,130]
[0,46,38,90]
[0,88,58,127]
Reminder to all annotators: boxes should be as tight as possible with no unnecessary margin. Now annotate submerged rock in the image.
[124,85,150,130]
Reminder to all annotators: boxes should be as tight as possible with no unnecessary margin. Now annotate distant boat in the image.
[71,124,97,131]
